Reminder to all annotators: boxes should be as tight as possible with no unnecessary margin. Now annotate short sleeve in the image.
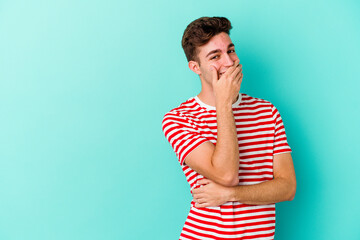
[162,111,209,166]
[271,104,292,155]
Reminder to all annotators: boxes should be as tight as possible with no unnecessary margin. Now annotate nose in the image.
[222,53,234,67]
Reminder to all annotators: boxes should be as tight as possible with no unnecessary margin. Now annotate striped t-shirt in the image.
[162,93,292,240]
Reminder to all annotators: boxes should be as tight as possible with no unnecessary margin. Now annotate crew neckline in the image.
[194,93,242,110]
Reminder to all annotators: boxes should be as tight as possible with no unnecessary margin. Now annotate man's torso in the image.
[162,93,291,240]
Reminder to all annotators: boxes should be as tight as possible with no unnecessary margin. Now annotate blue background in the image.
[1,0,359,239]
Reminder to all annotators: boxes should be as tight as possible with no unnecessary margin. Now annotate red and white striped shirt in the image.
[162,93,292,240]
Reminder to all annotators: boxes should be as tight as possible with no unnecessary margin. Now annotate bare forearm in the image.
[228,178,296,205]
[192,153,296,208]
[211,103,239,185]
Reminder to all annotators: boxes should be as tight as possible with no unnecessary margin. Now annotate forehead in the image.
[197,32,234,57]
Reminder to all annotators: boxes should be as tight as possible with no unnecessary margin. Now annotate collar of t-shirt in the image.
[194,94,242,111]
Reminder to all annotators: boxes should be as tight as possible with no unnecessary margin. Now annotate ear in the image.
[188,60,201,75]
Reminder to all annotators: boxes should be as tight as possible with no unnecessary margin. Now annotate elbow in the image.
[221,174,239,187]
[287,181,297,201]
[288,191,296,201]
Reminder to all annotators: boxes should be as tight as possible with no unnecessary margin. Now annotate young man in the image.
[162,17,296,240]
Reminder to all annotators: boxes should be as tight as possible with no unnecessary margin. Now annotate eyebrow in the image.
[205,43,235,58]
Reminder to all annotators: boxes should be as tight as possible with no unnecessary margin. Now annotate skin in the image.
[188,32,242,107]
[184,33,243,187]
[192,152,296,207]
[186,32,297,207]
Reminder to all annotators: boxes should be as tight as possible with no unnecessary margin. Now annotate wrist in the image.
[226,186,236,202]
[215,101,233,113]
[215,93,239,109]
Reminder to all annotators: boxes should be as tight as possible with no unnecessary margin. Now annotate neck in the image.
[197,90,216,107]
[197,79,239,108]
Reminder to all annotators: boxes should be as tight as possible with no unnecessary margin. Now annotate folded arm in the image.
[184,61,243,187]
[184,104,239,186]
[192,152,296,207]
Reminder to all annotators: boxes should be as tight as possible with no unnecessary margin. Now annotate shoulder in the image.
[240,93,281,121]
[240,93,275,109]
[162,96,202,121]
[241,95,290,129]
[162,96,202,128]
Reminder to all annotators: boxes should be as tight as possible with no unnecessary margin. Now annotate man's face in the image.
[194,32,239,84]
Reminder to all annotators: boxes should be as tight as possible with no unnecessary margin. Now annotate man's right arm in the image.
[184,60,243,187]
[184,104,239,186]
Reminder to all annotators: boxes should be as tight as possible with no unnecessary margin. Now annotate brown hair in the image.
[181,17,232,63]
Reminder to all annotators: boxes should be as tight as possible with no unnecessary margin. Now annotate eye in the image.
[228,49,235,53]
[210,55,219,60]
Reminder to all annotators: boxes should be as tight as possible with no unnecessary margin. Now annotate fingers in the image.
[194,197,205,203]
[210,66,219,84]
[192,187,206,202]
[193,192,207,208]
[230,63,242,81]
[193,193,205,201]
[195,202,209,208]
[192,185,205,194]
[233,66,243,84]
[192,189,205,197]
[194,197,208,208]
[197,178,211,185]
[232,59,240,69]
[223,59,240,78]
[238,72,243,84]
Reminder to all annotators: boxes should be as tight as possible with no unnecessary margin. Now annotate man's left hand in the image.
[192,178,232,208]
